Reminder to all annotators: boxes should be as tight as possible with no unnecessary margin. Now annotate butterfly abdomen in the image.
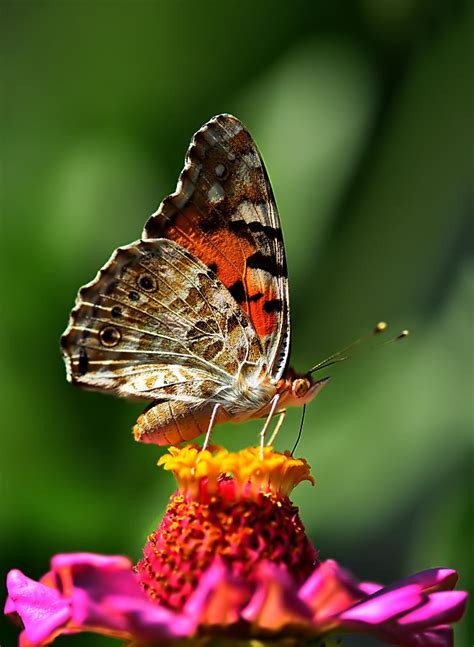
[134,400,226,446]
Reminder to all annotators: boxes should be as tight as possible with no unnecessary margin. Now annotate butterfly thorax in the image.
[219,366,278,418]
[228,367,325,424]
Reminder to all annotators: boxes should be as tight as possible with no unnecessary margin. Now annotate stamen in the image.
[158,445,315,501]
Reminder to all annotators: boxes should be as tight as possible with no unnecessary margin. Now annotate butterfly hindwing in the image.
[61,238,266,403]
[143,114,291,380]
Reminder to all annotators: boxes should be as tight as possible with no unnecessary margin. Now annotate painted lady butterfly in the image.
[61,115,329,449]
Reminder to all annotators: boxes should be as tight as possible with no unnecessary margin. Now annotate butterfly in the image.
[61,114,329,450]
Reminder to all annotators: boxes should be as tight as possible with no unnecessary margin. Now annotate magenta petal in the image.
[59,554,192,639]
[298,559,370,622]
[55,554,148,634]
[299,559,368,602]
[104,593,195,640]
[6,569,71,644]
[359,581,383,595]
[4,595,16,615]
[52,552,132,571]
[388,569,459,594]
[399,591,468,629]
[243,561,313,631]
[184,558,250,626]
[340,584,423,623]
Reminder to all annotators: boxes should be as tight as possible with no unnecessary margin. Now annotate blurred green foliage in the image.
[1,1,472,645]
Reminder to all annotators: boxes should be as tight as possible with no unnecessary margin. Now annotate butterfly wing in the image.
[143,114,290,381]
[61,238,266,404]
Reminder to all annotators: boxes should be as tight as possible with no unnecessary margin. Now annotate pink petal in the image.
[387,569,459,594]
[242,561,313,631]
[184,558,251,626]
[398,591,468,629]
[340,584,423,623]
[57,553,192,639]
[4,595,16,615]
[6,569,71,644]
[106,593,194,640]
[359,580,383,595]
[52,552,135,597]
[5,554,195,644]
[298,559,367,621]
[52,552,132,571]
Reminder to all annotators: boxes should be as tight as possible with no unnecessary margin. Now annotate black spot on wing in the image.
[263,299,282,313]
[249,292,264,302]
[229,219,283,242]
[208,262,218,274]
[246,251,286,277]
[228,279,246,304]
[78,347,89,375]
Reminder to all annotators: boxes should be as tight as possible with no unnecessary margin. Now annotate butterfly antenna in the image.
[309,323,410,375]
[380,329,410,345]
[308,322,388,374]
[291,404,307,456]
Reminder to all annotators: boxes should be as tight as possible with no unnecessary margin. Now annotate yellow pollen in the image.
[158,445,315,500]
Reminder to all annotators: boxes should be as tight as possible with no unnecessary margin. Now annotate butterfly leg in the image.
[259,395,280,459]
[201,403,220,452]
[266,409,287,447]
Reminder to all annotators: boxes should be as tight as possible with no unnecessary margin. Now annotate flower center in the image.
[135,446,318,610]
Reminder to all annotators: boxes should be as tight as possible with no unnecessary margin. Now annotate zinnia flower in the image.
[5,446,467,646]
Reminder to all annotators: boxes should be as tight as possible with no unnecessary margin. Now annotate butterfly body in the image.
[61,114,328,447]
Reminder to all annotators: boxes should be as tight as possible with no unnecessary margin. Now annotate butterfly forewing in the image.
[143,114,291,380]
[61,238,267,402]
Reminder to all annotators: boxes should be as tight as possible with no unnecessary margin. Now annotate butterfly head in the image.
[279,371,330,408]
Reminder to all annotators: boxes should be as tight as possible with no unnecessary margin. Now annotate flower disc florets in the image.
[135,446,318,610]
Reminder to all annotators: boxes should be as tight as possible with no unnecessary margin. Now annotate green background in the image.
[1,2,472,645]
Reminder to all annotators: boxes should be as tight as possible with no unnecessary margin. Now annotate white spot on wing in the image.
[236,199,268,223]
[242,151,260,168]
[215,163,226,178]
[207,182,225,203]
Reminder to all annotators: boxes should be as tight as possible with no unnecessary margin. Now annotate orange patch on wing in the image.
[165,207,250,287]
[163,206,278,342]
[249,287,278,341]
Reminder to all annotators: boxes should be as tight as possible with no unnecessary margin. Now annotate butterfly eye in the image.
[137,274,157,291]
[292,378,310,398]
[99,325,121,347]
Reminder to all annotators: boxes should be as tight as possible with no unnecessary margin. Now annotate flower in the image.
[5,446,467,646]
